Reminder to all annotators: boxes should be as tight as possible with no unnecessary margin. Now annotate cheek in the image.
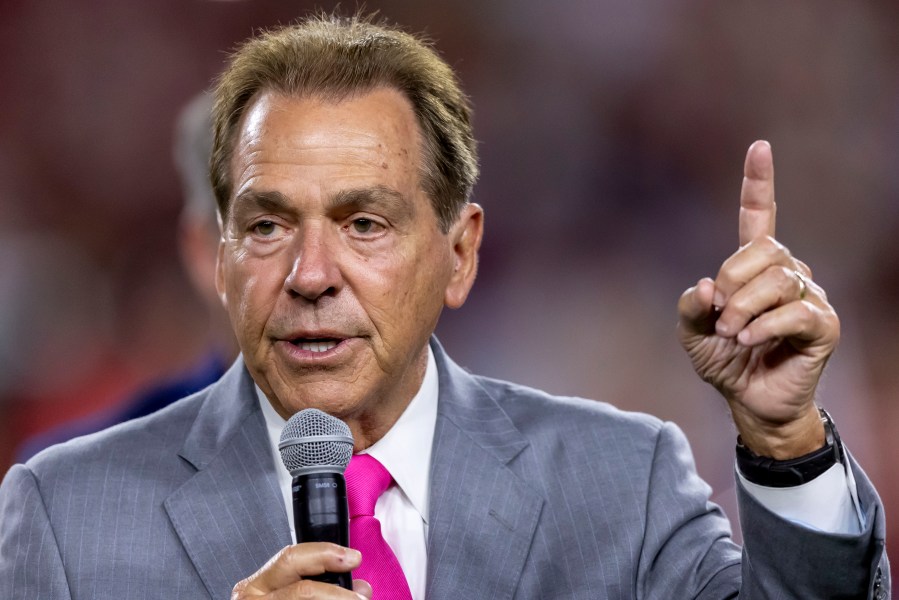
[382,246,452,319]
[224,258,277,336]
[345,260,408,324]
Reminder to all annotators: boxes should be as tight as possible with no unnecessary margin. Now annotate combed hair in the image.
[210,12,479,232]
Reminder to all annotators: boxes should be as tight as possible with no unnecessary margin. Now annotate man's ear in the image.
[444,203,484,309]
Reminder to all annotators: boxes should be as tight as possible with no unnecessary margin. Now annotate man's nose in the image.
[283,224,342,301]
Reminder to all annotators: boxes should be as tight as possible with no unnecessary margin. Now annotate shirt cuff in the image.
[737,460,863,534]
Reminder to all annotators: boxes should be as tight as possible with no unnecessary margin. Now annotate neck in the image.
[347,348,429,451]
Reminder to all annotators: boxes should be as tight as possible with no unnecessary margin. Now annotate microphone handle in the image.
[292,472,353,589]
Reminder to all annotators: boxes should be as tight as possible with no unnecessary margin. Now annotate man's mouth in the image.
[289,338,341,353]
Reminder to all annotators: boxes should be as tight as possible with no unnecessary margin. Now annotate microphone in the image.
[278,408,354,589]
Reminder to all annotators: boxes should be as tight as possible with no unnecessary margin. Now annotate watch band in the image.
[736,407,843,488]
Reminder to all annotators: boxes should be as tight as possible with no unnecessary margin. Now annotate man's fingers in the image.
[735,299,840,350]
[353,579,373,599]
[739,140,776,246]
[714,265,824,338]
[233,543,361,597]
[793,258,812,279]
[261,579,367,600]
[712,236,796,308]
[677,277,717,335]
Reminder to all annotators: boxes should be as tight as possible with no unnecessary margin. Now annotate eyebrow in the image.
[230,185,413,221]
[232,190,292,214]
[328,185,411,216]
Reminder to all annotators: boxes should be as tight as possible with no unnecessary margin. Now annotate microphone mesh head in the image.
[278,408,354,476]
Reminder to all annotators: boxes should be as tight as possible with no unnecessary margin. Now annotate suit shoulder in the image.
[24,387,209,478]
[461,375,689,520]
[470,374,665,447]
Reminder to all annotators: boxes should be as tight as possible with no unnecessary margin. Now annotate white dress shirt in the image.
[258,346,862,598]
[739,461,862,533]
[259,347,438,600]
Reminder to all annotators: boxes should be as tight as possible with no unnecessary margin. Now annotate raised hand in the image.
[677,141,840,459]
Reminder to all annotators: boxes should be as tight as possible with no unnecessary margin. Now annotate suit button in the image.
[872,568,886,599]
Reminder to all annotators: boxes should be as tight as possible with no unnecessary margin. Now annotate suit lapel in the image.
[426,341,544,599]
[164,360,291,599]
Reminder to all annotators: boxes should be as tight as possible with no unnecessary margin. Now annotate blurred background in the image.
[1,0,897,563]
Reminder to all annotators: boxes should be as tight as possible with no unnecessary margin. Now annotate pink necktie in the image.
[345,454,413,599]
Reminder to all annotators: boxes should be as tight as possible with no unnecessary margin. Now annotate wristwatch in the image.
[736,407,844,488]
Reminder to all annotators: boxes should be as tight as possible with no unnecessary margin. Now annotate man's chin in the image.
[264,378,373,421]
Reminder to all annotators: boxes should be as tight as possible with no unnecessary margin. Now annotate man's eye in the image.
[253,221,276,236]
[352,219,374,234]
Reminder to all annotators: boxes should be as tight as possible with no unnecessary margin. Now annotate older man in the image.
[0,14,889,600]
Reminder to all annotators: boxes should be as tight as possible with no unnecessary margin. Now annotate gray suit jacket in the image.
[0,339,889,599]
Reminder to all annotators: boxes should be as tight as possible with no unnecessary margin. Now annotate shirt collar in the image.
[257,344,439,524]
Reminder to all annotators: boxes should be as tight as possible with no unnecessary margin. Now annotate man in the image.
[0,14,889,599]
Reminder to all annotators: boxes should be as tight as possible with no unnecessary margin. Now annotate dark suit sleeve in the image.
[637,422,889,599]
[736,452,890,599]
[0,464,72,599]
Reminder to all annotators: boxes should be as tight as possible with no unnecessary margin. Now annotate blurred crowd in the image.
[1,0,897,561]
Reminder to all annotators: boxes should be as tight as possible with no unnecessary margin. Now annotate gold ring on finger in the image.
[793,270,809,301]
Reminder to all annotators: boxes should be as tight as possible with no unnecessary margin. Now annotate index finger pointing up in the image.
[739,140,777,246]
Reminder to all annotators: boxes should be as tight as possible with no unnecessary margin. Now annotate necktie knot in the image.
[345,453,392,518]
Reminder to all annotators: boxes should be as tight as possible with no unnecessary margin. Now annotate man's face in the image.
[216,88,481,442]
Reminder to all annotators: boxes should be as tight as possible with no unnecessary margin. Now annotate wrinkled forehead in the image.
[229,87,427,182]
[224,88,430,217]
